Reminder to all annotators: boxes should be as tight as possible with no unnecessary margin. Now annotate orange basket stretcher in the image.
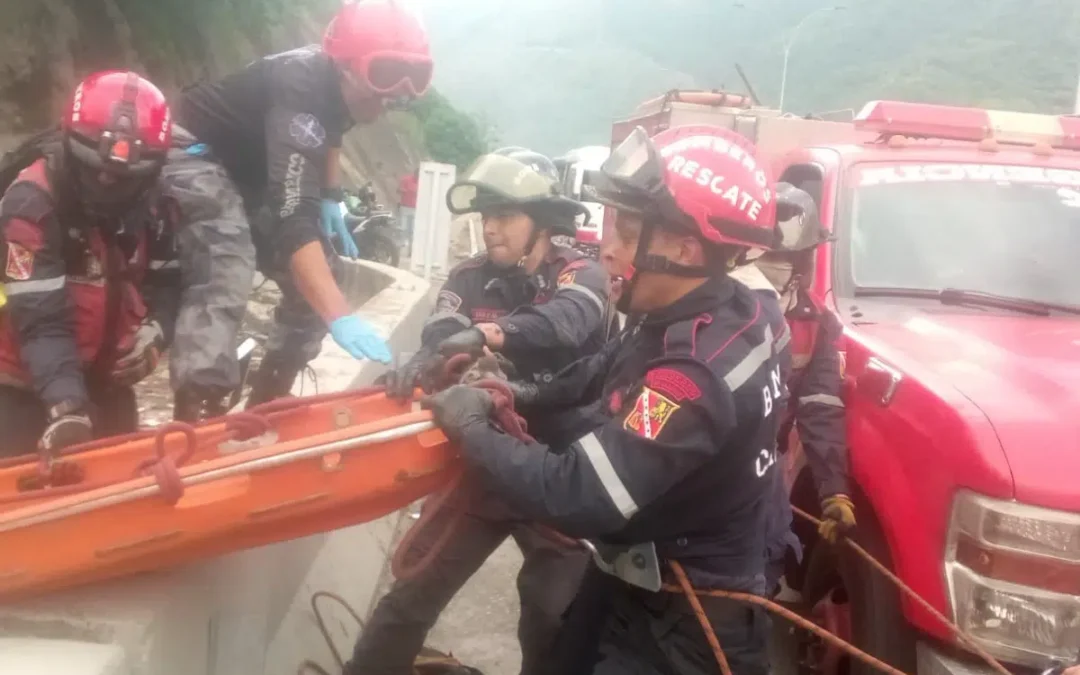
[0,387,456,600]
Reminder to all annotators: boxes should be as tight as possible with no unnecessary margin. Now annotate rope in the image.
[390,470,468,582]
[389,357,538,582]
[0,387,379,506]
[385,355,1012,675]
[669,560,905,675]
[297,589,477,675]
[663,509,1012,675]
[223,412,272,440]
[246,385,384,416]
[299,365,320,397]
[133,422,199,505]
[790,507,1012,675]
[297,590,367,674]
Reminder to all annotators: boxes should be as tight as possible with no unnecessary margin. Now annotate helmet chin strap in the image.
[617,220,711,313]
[515,222,544,270]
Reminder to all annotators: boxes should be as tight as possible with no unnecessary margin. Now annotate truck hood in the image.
[853,306,1080,511]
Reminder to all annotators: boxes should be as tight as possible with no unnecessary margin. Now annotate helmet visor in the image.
[774,183,826,251]
[600,127,666,197]
[776,213,825,251]
[447,153,558,214]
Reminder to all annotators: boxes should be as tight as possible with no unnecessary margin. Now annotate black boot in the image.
[174,387,229,422]
[245,353,303,409]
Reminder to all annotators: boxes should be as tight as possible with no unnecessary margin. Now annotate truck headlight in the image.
[946,491,1080,667]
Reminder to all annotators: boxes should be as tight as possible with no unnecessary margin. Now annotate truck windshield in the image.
[848,162,1080,308]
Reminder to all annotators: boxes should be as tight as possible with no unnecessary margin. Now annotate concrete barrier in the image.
[0,259,434,675]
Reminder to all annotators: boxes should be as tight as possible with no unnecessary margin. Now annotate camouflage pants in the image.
[159,145,256,399]
[261,240,344,368]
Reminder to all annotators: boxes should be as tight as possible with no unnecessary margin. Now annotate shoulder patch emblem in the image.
[623,386,680,441]
[645,368,702,402]
[5,242,34,281]
[289,113,326,149]
[557,269,576,288]
[435,290,463,314]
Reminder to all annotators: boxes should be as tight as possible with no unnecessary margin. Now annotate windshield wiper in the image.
[855,286,1080,316]
[938,288,1052,316]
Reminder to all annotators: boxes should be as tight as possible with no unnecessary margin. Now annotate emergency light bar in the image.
[855,100,1080,151]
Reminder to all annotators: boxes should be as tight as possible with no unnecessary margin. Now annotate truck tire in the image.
[840,497,917,675]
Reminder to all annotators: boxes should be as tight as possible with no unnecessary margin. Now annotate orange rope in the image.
[670,560,734,675]
[380,360,1013,675]
[669,560,907,675]
[666,509,1012,675]
[790,507,1011,675]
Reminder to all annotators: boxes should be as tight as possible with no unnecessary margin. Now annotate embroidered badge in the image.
[645,368,702,402]
[623,387,681,440]
[5,242,34,280]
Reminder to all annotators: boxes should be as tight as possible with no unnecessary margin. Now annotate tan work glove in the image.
[111,320,164,387]
[819,494,857,544]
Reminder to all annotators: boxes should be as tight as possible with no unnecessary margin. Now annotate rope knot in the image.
[135,422,198,505]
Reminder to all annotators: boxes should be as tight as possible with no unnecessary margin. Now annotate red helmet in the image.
[62,70,171,171]
[60,71,171,218]
[597,124,777,250]
[323,1,433,98]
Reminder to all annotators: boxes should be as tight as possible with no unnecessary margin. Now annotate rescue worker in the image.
[732,184,855,595]
[420,124,785,675]
[170,0,433,408]
[0,71,180,455]
[344,147,612,675]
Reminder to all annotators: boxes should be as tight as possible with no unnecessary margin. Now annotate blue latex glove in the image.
[321,199,359,259]
[330,315,392,364]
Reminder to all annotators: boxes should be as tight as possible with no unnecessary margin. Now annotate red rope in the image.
[133,423,198,505]
[246,385,385,416]
[0,385,384,506]
[474,379,535,443]
[390,357,546,582]
[389,470,467,581]
[224,412,272,440]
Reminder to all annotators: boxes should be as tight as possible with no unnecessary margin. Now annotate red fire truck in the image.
[609,93,1080,675]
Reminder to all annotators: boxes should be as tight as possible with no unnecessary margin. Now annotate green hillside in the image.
[421,0,1080,154]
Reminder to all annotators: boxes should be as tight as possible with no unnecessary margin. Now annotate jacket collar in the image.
[640,275,736,327]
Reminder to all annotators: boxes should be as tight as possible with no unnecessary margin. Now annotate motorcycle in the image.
[337,182,402,268]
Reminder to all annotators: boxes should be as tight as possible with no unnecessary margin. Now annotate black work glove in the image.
[40,402,93,452]
[435,326,486,359]
[111,320,165,387]
[385,346,438,401]
[503,379,540,406]
[419,384,493,443]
